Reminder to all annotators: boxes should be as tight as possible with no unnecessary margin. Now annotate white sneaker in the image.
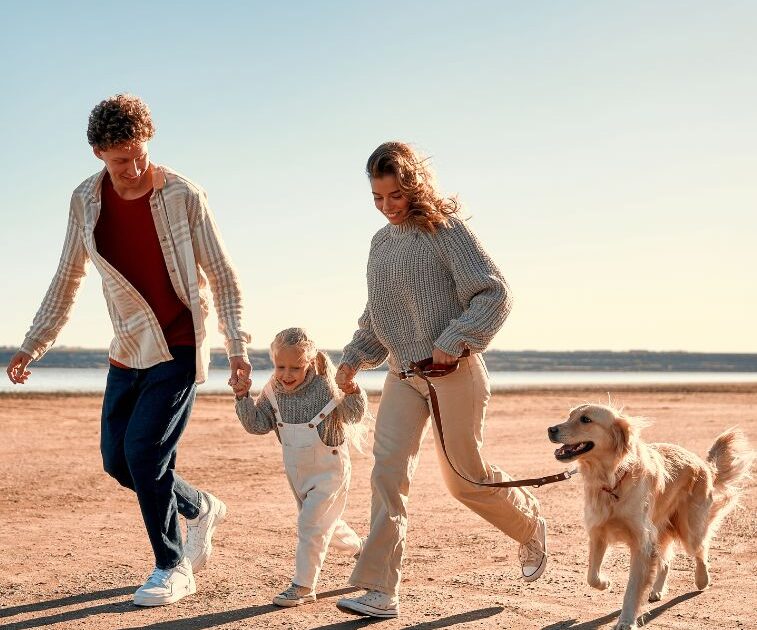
[519,517,547,582]
[336,590,399,618]
[272,583,316,607]
[133,557,196,606]
[185,491,227,572]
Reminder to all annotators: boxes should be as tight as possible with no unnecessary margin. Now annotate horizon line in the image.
[2,346,756,356]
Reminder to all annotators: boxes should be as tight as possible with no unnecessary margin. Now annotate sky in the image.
[1,1,755,353]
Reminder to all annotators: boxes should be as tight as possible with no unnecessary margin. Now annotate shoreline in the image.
[3,381,757,400]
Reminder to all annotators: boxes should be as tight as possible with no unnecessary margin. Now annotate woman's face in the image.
[371,175,411,224]
[272,345,312,391]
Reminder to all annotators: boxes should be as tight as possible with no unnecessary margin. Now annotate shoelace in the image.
[145,567,171,587]
[280,585,310,600]
[359,591,391,605]
[519,538,545,566]
[186,524,200,547]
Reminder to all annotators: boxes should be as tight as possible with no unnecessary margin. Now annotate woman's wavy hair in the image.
[366,141,460,232]
[270,327,370,452]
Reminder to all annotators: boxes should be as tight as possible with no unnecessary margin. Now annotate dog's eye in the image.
[579,415,592,424]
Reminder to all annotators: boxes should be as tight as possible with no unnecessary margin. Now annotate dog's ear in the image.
[611,413,648,459]
[611,415,632,459]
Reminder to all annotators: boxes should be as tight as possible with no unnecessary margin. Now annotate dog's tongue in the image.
[555,443,585,457]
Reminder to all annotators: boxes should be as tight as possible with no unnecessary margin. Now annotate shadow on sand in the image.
[1,586,504,630]
[0,585,138,626]
[0,586,355,630]
[309,606,505,629]
[541,591,702,630]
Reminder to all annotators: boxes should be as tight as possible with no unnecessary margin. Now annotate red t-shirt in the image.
[95,174,195,367]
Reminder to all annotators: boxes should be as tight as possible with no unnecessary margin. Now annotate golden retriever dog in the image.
[547,403,753,630]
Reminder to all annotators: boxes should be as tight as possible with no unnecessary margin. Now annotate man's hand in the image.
[432,348,458,365]
[335,363,359,394]
[230,375,252,398]
[229,355,252,396]
[6,351,33,384]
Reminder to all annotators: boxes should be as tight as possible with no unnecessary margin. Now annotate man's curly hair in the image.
[87,94,155,150]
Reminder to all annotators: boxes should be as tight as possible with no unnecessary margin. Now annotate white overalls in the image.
[263,384,362,590]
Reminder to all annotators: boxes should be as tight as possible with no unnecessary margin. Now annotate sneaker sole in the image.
[191,500,228,572]
[336,601,399,618]
[133,582,197,607]
[522,552,547,582]
[522,518,548,582]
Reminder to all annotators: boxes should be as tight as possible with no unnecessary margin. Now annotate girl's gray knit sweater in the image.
[341,216,511,372]
[235,368,367,446]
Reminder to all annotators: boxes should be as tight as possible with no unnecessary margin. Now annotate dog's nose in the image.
[548,426,559,436]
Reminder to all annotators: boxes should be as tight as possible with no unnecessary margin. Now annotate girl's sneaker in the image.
[272,583,316,607]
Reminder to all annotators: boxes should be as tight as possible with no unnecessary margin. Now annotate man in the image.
[5,94,251,606]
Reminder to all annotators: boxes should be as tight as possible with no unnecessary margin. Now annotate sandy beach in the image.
[1,385,754,629]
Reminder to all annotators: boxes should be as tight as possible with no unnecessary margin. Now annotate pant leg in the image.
[292,456,351,590]
[349,372,431,596]
[429,354,540,544]
[330,519,362,556]
[101,359,202,521]
[101,364,140,490]
[327,462,361,556]
[123,348,202,569]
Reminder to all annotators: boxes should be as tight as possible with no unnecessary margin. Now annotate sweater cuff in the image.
[434,327,466,357]
[340,348,366,372]
[20,338,46,361]
[226,339,248,358]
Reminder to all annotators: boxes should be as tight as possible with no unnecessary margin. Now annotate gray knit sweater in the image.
[341,216,511,372]
[235,368,368,446]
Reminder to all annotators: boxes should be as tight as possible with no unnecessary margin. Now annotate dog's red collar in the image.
[601,469,628,500]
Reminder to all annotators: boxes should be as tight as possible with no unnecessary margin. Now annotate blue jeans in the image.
[100,346,202,569]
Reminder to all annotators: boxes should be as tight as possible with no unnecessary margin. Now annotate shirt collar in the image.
[88,163,166,201]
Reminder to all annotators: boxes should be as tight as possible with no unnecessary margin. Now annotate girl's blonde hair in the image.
[366,141,460,233]
[270,327,370,451]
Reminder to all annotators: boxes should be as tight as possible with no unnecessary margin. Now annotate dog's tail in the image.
[707,428,754,522]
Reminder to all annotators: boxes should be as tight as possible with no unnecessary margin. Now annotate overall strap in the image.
[310,398,339,428]
[263,382,282,420]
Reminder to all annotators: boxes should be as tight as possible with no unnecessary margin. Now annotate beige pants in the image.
[349,354,540,596]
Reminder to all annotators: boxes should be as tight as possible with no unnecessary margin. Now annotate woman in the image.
[334,142,546,619]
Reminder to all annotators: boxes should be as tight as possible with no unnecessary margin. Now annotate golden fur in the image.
[548,403,754,630]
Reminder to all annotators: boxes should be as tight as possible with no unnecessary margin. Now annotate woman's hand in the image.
[432,348,458,365]
[336,363,359,394]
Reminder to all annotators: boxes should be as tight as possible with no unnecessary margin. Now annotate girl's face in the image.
[371,175,411,224]
[272,345,312,391]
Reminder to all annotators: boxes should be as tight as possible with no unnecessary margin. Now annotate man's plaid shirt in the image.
[20,165,250,383]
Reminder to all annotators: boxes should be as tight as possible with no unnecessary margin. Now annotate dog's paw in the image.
[588,575,611,591]
[648,589,665,602]
[695,561,710,590]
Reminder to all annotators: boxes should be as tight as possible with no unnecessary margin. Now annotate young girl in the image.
[232,327,368,607]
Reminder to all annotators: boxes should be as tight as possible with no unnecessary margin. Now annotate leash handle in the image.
[409,361,576,489]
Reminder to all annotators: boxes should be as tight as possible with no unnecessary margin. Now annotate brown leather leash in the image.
[398,352,578,489]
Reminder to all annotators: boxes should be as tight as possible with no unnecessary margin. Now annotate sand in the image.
[1,385,755,629]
